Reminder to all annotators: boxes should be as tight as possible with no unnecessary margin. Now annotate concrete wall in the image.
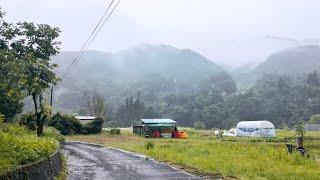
[0,151,63,180]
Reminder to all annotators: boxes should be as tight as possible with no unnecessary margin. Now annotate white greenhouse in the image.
[236,121,276,137]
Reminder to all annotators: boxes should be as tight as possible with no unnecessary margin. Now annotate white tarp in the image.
[236,121,276,137]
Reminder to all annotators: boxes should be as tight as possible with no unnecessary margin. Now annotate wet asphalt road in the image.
[62,141,202,180]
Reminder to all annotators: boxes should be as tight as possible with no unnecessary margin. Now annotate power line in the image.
[62,0,120,77]
[63,0,115,75]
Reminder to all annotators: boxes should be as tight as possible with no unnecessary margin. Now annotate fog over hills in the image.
[52,44,224,112]
[254,45,320,75]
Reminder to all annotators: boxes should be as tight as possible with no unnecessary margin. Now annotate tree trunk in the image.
[37,95,45,136]
[33,94,45,136]
[32,94,42,136]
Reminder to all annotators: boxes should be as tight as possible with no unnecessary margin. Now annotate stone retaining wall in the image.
[0,151,63,180]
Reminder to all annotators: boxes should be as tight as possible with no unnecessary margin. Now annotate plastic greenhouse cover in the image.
[236,121,276,137]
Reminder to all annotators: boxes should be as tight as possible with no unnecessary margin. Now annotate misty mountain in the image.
[254,45,320,75]
[52,44,225,112]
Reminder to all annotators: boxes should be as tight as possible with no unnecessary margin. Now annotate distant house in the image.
[75,116,96,125]
[305,124,320,131]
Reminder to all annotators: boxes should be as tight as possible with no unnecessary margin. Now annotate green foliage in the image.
[0,50,24,121]
[200,71,237,95]
[194,121,206,130]
[0,124,59,175]
[145,141,154,150]
[0,9,61,135]
[49,113,104,135]
[43,127,65,144]
[309,114,320,124]
[49,113,83,135]
[114,92,157,127]
[109,128,121,135]
[294,121,305,137]
[18,112,37,131]
[0,112,4,124]
[83,118,104,134]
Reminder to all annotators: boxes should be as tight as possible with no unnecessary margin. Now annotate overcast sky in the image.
[1,0,320,67]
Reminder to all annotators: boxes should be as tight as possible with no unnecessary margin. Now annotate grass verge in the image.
[68,128,320,180]
[0,124,62,175]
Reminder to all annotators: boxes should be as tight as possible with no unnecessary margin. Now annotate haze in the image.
[1,0,320,67]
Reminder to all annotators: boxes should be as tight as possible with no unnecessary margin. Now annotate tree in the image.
[0,9,61,135]
[194,121,206,130]
[308,114,320,124]
[1,19,61,136]
[0,10,25,121]
[307,71,320,87]
[80,89,107,118]
[201,72,237,95]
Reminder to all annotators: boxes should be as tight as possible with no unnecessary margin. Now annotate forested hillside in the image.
[51,44,225,112]
[232,45,320,89]
[47,44,320,129]
[254,45,320,75]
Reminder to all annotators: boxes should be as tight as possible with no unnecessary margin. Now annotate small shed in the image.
[75,116,96,125]
[305,124,320,131]
[133,119,177,137]
[236,120,276,137]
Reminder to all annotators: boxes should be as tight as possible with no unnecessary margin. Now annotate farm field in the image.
[67,128,320,179]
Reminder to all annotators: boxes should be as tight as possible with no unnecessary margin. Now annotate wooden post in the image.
[296,136,303,149]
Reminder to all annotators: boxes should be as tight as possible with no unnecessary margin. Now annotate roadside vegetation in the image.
[68,128,320,179]
[0,124,63,175]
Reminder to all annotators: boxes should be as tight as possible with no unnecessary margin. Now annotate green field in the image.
[68,128,320,179]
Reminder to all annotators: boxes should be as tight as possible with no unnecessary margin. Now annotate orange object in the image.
[177,131,188,138]
[173,131,188,138]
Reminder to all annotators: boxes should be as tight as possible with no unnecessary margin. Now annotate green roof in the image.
[141,119,176,124]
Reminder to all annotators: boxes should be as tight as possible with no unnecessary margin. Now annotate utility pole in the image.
[50,86,53,116]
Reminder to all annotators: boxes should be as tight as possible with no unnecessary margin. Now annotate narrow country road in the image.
[62,141,203,180]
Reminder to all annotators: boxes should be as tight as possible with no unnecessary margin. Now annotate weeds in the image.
[145,141,154,150]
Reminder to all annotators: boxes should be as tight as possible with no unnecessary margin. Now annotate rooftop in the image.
[75,116,96,120]
[141,119,176,124]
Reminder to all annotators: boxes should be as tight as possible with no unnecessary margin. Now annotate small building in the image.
[236,120,276,137]
[133,119,177,138]
[75,116,96,125]
[305,124,320,131]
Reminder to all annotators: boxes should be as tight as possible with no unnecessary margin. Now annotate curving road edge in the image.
[62,141,205,180]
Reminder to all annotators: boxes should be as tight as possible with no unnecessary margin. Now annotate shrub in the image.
[48,113,105,135]
[83,118,104,134]
[109,128,121,135]
[18,112,37,131]
[194,121,206,130]
[48,113,83,135]
[145,141,154,150]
